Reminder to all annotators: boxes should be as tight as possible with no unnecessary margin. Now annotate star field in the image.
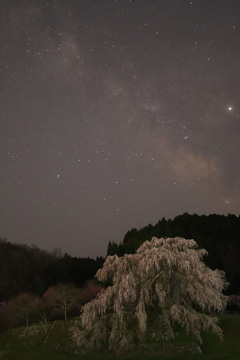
[1,0,240,257]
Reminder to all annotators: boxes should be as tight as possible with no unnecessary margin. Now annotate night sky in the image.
[1,0,240,258]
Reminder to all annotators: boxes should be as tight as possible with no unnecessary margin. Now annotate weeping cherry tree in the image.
[72,237,228,351]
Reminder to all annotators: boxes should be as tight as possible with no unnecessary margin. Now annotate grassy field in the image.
[0,314,239,360]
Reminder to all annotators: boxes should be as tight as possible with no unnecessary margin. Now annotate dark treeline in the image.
[107,213,240,294]
[0,239,104,302]
[1,213,240,302]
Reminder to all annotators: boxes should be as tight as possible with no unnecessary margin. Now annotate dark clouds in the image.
[1,0,240,257]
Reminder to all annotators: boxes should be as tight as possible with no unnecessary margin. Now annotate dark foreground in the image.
[0,314,239,360]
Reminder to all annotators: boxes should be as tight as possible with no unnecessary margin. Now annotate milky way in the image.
[1,0,240,257]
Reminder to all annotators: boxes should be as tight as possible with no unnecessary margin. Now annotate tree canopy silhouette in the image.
[107,214,240,294]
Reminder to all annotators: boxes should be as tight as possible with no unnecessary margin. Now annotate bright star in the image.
[227,106,233,111]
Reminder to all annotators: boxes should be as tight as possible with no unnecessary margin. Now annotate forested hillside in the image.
[0,239,103,302]
[107,213,240,294]
[1,213,240,302]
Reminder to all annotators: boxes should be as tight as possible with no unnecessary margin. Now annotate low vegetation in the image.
[0,315,240,359]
